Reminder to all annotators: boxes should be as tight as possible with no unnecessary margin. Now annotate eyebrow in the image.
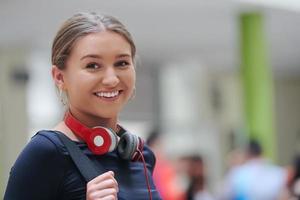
[116,54,131,59]
[80,53,131,60]
[80,54,102,60]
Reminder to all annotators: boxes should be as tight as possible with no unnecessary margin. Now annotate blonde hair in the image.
[51,12,136,69]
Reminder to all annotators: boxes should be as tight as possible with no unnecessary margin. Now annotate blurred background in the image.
[1,0,300,199]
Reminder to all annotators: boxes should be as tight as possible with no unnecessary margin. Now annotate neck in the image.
[67,108,119,132]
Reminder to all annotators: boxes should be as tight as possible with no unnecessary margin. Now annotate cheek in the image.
[65,73,92,98]
[127,72,136,93]
[131,73,136,88]
[130,69,136,87]
[122,70,135,99]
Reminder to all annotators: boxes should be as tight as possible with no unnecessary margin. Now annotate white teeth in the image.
[95,91,119,98]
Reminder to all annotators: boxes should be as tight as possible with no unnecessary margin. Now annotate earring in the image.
[59,88,68,106]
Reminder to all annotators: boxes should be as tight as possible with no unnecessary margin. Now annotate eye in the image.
[114,60,130,68]
[86,63,101,69]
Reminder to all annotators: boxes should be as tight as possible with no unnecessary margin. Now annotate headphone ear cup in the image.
[104,128,119,152]
[117,133,138,160]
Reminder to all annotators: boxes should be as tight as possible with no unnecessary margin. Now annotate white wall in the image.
[0,50,29,196]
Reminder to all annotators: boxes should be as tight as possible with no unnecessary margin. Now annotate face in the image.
[53,31,136,127]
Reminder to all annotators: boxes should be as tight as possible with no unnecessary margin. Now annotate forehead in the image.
[70,31,132,58]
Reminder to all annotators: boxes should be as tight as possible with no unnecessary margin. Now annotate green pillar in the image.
[240,13,276,160]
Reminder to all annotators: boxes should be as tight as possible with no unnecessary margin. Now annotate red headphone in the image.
[64,111,153,199]
[64,111,144,161]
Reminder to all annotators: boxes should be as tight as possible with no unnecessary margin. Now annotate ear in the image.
[52,65,66,90]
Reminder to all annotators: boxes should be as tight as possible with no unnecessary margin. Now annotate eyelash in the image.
[114,60,130,68]
[85,60,130,70]
[86,63,101,69]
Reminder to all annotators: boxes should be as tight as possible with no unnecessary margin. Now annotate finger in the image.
[87,178,119,194]
[103,178,118,190]
[99,195,117,200]
[89,188,118,199]
[94,178,118,190]
[88,171,115,185]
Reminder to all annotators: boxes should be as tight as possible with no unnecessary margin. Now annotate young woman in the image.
[4,12,162,200]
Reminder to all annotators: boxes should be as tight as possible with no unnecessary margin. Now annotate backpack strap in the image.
[56,132,102,182]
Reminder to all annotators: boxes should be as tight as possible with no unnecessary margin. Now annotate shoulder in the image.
[27,130,64,155]
[4,130,68,200]
[12,130,66,170]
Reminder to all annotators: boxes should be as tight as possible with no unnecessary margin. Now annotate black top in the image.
[4,130,162,200]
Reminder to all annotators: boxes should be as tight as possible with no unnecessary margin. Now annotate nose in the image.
[102,67,120,87]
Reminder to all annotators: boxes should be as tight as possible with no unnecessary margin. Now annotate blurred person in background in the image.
[4,12,161,200]
[181,154,215,200]
[147,129,186,200]
[225,148,247,170]
[219,139,286,200]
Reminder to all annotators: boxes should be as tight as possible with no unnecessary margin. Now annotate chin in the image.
[94,108,121,119]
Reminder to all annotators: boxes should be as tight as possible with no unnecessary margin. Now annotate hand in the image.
[86,171,119,200]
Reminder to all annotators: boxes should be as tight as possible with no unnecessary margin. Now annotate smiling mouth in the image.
[94,90,122,99]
